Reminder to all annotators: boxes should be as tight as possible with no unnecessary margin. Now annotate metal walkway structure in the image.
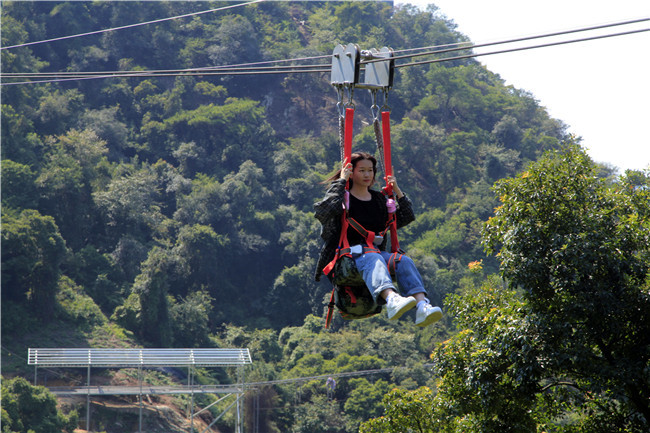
[28,348,252,433]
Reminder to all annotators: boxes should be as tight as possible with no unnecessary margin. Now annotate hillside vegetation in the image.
[3,2,648,432]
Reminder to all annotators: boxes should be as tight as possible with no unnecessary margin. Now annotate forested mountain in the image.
[2,0,565,334]
[4,2,646,433]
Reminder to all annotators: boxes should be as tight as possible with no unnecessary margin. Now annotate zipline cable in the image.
[0,67,331,86]
[3,63,329,78]
[396,26,650,68]
[376,16,650,63]
[0,0,267,51]
[2,19,648,85]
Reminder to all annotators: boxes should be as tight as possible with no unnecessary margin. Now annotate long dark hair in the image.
[323,151,378,188]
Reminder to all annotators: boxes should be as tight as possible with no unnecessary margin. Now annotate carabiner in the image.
[335,85,345,118]
[370,89,380,122]
[381,88,391,113]
[344,85,355,109]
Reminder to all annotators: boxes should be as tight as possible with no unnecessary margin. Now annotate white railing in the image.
[28,348,252,367]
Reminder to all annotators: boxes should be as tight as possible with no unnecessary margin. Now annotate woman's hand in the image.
[386,175,404,198]
[340,160,353,180]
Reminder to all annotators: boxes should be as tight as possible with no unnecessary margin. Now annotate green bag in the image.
[331,256,382,320]
[331,255,366,286]
[334,284,382,320]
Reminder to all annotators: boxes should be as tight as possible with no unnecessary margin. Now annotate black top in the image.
[347,194,385,245]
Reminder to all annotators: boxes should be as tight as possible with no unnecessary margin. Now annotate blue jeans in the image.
[353,251,427,304]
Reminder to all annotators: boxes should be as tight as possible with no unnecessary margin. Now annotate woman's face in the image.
[352,159,375,187]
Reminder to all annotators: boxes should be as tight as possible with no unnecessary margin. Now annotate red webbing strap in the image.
[346,287,358,305]
[324,105,357,278]
[388,214,400,252]
[342,106,353,245]
[348,209,398,252]
[326,288,336,328]
[347,216,376,247]
[325,107,355,277]
[324,214,350,327]
[323,212,350,276]
[381,110,393,196]
[344,107,354,163]
[380,110,401,253]
[387,252,404,276]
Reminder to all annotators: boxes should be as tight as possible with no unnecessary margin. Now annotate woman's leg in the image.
[382,253,428,299]
[353,252,395,303]
[384,252,442,326]
[355,251,422,321]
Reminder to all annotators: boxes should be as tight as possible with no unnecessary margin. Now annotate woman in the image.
[314,151,442,327]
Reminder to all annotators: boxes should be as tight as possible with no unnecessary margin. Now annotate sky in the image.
[394,0,650,172]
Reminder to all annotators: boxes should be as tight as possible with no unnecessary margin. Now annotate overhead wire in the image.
[2,63,329,78]
[374,16,650,63]
[1,17,648,86]
[0,0,267,51]
[1,52,332,79]
[396,25,650,69]
[0,67,331,86]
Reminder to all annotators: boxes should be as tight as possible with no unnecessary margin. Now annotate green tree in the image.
[362,145,649,432]
[360,387,437,433]
[268,259,320,327]
[291,394,350,433]
[343,378,390,423]
[93,160,181,244]
[1,209,68,322]
[131,247,173,346]
[77,105,129,158]
[206,15,260,66]
[1,159,38,210]
[491,114,523,149]
[66,245,123,313]
[1,376,78,433]
[34,89,84,135]
[272,138,330,209]
[1,104,43,166]
[0,12,49,116]
[169,290,214,347]
[36,129,109,249]
[55,275,107,328]
[172,224,228,295]
[429,277,541,432]
[164,98,274,177]
[482,144,650,429]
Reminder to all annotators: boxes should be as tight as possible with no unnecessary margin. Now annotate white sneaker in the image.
[415,304,442,327]
[386,294,416,320]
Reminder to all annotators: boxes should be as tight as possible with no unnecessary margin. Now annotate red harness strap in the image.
[326,290,336,326]
[381,109,401,253]
[346,216,387,249]
[323,210,388,278]
[322,211,351,276]
[387,252,404,276]
[381,110,393,195]
[324,106,356,278]
[344,107,354,160]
